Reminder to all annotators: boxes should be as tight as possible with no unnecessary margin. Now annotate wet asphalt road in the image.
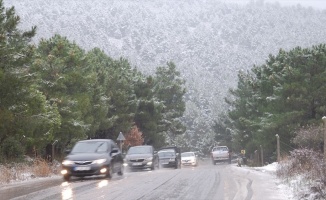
[0,160,288,200]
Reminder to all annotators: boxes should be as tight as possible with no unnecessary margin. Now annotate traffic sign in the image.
[117,132,125,141]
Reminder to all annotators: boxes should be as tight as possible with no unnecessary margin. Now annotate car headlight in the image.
[93,159,107,164]
[62,160,74,166]
[146,157,153,161]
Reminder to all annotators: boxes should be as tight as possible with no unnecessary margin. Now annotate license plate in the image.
[162,162,168,165]
[74,166,91,171]
[132,162,142,166]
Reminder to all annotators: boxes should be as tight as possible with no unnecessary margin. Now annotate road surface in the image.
[0,160,289,200]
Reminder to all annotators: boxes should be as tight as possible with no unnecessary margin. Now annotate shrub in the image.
[0,165,12,184]
[32,158,52,177]
[292,125,323,152]
[277,148,326,199]
[0,137,24,161]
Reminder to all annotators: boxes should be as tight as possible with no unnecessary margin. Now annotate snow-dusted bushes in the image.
[0,158,60,185]
[277,148,326,199]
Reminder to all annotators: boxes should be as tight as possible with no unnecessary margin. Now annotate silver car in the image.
[181,152,198,167]
[125,145,159,171]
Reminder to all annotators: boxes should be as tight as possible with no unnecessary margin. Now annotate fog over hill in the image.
[5,0,326,137]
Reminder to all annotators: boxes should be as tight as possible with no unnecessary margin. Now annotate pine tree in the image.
[0,1,59,160]
[153,62,186,145]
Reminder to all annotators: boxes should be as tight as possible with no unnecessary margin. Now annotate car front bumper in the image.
[126,161,153,169]
[61,163,110,177]
[181,160,197,166]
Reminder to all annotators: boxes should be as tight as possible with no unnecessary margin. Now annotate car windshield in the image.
[158,150,175,157]
[181,152,194,157]
[213,147,228,151]
[71,141,108,153]
[127,146,151,154]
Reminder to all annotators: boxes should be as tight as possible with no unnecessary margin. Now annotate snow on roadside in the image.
[235,162,295,200]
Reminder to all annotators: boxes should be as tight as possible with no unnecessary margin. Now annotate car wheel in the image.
[118,163,124,176]
[105,165,113,179]
[63,174,70,182]
[151,163,155,170]
[155,159,160,169]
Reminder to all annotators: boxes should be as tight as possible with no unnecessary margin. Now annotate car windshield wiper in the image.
[95,143,104,152]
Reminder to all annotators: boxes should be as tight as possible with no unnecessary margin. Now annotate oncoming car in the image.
[157,147,181,169]
[124,145,159,170]
[181,152,198,166]
[61,139,124,181]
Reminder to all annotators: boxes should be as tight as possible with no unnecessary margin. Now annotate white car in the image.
[181,152,198,166]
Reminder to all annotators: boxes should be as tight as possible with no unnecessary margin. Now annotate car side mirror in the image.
[110,148,119,156]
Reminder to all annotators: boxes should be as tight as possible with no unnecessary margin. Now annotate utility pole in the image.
[276,134,280,163]
[260,145,263,166]
[52,140,58,163]
[322,116,326,161]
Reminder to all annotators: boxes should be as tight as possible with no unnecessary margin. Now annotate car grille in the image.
[74,161,92,165]
[73,170,96,175]
[130,159,145,162]
[160,158,170,162]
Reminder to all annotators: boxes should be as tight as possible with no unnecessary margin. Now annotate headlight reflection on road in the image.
[98,180,109,188]
[61,182,73,200]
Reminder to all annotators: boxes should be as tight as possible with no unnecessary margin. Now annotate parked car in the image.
[61,139,124,181]
[124,145,159,170]
[157,146,181,169]
[181,152,198,166]
[211,146,230,165]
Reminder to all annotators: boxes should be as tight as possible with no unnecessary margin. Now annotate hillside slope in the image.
[5,0,326,136]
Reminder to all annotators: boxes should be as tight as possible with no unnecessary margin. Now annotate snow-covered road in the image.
[1,160,293,200]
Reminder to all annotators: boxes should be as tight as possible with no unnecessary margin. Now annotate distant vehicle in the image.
[124,145,159,170]
[157,146,181,169]
[61,139,124,181]
[211,146,230,165]
[181,152,198,166]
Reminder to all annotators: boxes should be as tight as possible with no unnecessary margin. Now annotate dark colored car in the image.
[61,139,124,181]
[157,146,181,169]
[124,145,159,170]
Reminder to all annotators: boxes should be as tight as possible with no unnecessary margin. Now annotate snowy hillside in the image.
[4,0,326,135]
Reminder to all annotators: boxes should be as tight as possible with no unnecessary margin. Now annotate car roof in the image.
[181,152,195,154]
[130,145,152,147]
[129,145,152,149]
[77,139,114,143]
[158,149,175,152]
[159,146,180,151]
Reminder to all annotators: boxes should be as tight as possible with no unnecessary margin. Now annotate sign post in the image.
[116,132,125,151]
[322,117,326,161]
[52,140,58,164]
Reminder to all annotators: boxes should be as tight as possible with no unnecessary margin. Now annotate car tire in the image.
[106,165,113,179]
[175,160,181,169]
[156,159,160,169]
[63,174,70,182]
[117,163,124,176]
